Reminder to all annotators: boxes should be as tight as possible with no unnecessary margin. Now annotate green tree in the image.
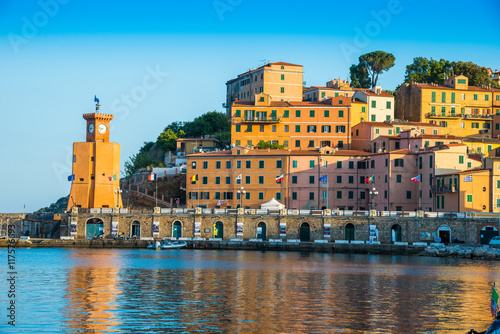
[451,61,499,87]
[157,128,185,152]
[358,51,396,87]
[255,141,284,150]
[183,111,230,138]
[349,63,371,88]
[404,57,453,84]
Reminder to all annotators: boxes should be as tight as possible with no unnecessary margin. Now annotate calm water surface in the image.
[0,248,499,333]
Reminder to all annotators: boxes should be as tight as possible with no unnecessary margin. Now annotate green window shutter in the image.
[321,92,325,98]
[371,115,376,122]
[310,110,315,117]
[371,101,376,108]
[295,125,300,132]
[386,101,391,109]
[431,91,436,102]
[335,92,339,97]
[235,110,241,117]
[339,110,344,117]
[485,94,489,101]
[292,160,297,168]
[451,92,455,103]
[296,110,301,117]
[309,160,315,168]
[362,106,366,113]
[441,92,446,103]
[283,110,289,118]
[474,94,477,101]
[235,125,240,132]
[324,110,329,117]
[281,74,284,80]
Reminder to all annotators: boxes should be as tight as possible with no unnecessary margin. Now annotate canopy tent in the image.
[260,198,285,210]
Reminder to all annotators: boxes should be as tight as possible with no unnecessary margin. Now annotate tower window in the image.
[79,178,84,182]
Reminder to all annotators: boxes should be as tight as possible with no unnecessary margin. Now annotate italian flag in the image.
[108,174,117,181]
[491,286,499,316]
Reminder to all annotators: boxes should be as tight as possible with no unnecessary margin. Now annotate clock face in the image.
[98,123,107,134]
[88,123,94,134]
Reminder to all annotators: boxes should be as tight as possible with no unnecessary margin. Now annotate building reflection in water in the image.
[63,249,121,333]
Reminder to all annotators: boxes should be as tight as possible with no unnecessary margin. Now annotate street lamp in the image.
[237,187,246,209]
[369,187,379,211]
[114,187,123,208]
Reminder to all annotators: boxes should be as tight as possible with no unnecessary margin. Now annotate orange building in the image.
[67,101,122,210]
[231,94,351,150]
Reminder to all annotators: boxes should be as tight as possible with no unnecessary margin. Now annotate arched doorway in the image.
[480,226,499,244]
[345,223,355,241]
[257,222,266,240]
[299,222,310,242]
[214,221,224,239]
[131,220,141,238]
[42,223,53,238]
[172,221,182,239]
[86,218,104,239]
[391,224,402,243]
[437,225,451,244]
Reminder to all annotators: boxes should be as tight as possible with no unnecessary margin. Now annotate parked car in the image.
[489,236,500,248]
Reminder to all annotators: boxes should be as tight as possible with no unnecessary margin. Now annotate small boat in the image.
[147,239,187,250]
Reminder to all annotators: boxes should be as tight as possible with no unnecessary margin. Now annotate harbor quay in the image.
[1,209,499,249]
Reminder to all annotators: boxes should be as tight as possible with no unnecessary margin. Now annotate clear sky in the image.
[1,0,499,213]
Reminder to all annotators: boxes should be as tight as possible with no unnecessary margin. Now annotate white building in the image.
[353,86,395,123]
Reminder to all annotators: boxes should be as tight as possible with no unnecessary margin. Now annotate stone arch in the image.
[391,224,402,243]
[345,223,355,241]
[214,221,224,239]
[480,225,499,244]
[172,220,183,239]
[85,218,104,239]
[437,224,451,244]
[257,222,266,240]
[130,220,141,238]
[299,222,310,242]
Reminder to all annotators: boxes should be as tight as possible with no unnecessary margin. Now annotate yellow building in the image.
[304,79,355,101]
[350,98,368,128]
[225,62,304,114]
[231,93,351,150]
[396,75,500,136]
[462,136,500,157]
[67,102,122,210]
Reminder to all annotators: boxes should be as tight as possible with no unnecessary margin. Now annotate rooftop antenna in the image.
[94,95,101,113]
[259,59,268,66]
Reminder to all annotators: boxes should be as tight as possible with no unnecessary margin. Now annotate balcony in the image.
[463,113,493,119]
[240,116,281,123]
[431,186,457,193]
[426,112,462,119]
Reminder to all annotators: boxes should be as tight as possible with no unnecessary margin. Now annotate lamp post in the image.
[237,187,246,209]
[369,187,379,211]
[114,187,122,208]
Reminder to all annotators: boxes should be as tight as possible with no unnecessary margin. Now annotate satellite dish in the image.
[231,143,235,148]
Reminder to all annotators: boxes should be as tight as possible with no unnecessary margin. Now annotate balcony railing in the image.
[431,186,457,193]
[463,114,493,119]
[241,116,281,123]
[426,113,462,119]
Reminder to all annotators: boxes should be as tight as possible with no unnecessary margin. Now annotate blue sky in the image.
[1,0,499,213]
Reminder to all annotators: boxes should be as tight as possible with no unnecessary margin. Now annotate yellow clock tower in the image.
[67,97,123,210]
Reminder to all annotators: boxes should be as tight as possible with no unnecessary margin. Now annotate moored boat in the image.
[147,239,187,250]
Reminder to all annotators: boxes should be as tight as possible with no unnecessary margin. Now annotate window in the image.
[451,92,455,103]
[236,161,242,169]
[371,160,375,168]
[337,161,342,169]
[338,141,344,148]
[276,160,282,169]
[322,125,331,133]
[202,161,208,169]
[441,92,446,103]
[215,192,221,200]
[259,96,264,102]
[295,125,301,133]
[371,101,376,108]
[396,175,402,183]
[235,125,241,132]
[225,176,231,185]
[259,160,265,169]
[226,161,231,169]
[406,191,411,199]
[337,191,342,199]
[235,110,241,117]
[245,176,251,184]
[467,162,472,168]
[259,125,264,132]
[459,155,464,164]
[276,192,282,200]
[324,110,329,117]
[280,87,285,93]
[310,110,315,117]
[258,192,264,200]
[202,176,208,185]
[258,176,264,184]
[337,175,342,183]
[360,176,365,184]
[348,191,354,199]
[295,140,300,148]
[360,192,366,200]
[375,129,380,134]
[336,125,346,133]
[295,110,301,117]
[431,91,436,102]
[246,161,251,169]
[247,125,252,132]
[348,176,354,184]
[308,140,314,148]
[461,93,465,100]
[290,192,297,200]
[283,110,289,118]
[371,115,376,122]
[386,101,391,109]
[309,176,315,184]
[321,92,326,98]
[192,161,197,169]
[190,192,198,200]
[385,175,388,183]
[467,194,472,203]
[309,192,315,200]
[395,159,404,167]
[284,125,289,133]
[281,74,284,80]
[215,176,220,185]
[458,79,466,84]
[236,140,241,146]
[339,99,343,105]
[473,94,478,101]
[486,94,489,101]
[224,192,233,200]
[309,160,315,168]
[339,110,344,117]
[307,125,317,133]
[292,176,297,184]
[395,142,400,149]
[384,190,388,199]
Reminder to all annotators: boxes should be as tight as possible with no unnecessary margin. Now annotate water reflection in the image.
[3,249,499,333]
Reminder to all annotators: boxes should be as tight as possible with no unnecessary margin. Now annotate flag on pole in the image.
[411,175,421,182]
[190,174,199,182]
[464,175,473,182]
[235,174,242,181]
[108,174,117,181]
[94,95,99,104]
[276,174,284,183]
[148,173,157,181]
[68,174,75,181]
[491,286,499,316]
[319,175,328,183]
[364,175,374,183]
